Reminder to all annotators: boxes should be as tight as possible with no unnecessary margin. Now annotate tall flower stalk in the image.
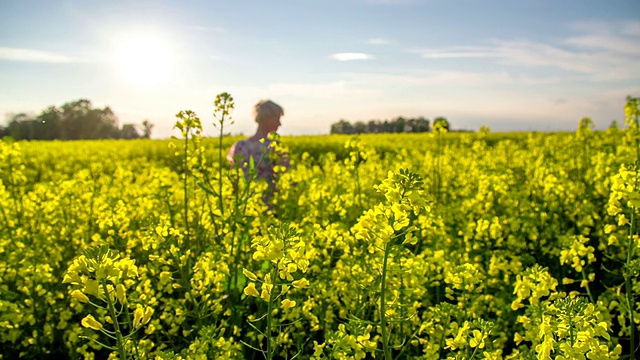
[353,168,429,359]
[173,110,203,249]
[242,223,310,359]
[624,96,639,356]
[213,92,235,218]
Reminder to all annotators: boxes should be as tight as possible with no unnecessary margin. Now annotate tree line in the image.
[330,116,451,134]
[0,99,154,140]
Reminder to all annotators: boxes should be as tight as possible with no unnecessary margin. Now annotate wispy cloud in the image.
[0,47,86,63]
[330,52,374,61]
[491,39,639,78]
[492,41,595,71]
[419,46,496,59]
[367,38,391,45]
[621,21,640,37]
[415,42,597,71]
[563,23,640,56]
[341,69,555,88]
[413,20,640,81]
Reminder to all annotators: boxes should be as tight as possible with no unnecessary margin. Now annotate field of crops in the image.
[1,99,639,359]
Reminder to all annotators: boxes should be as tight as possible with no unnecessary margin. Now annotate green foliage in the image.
[330,116,431,134]
[1,99,152,140]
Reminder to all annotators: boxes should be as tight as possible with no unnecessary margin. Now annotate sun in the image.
[115,34,173,86]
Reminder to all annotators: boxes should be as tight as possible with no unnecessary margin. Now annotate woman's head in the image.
[254,100,284,133]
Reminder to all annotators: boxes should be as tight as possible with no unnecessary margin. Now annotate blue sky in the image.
[1,0,639,138]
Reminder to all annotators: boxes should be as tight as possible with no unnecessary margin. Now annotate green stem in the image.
[123,301,140,360]
[218,109,225,217]
[625,275,635,357]
[266,266,278,360]
[228,168,253,297]
[568,311,575,347]
[437,315,450,359]
[183,128,190,248]
[102,282,127,360]
[581,270,595,303]
[468,329,484,360]
[381,244,392,360]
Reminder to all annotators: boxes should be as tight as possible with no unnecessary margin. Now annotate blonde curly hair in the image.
[254,100,284,124]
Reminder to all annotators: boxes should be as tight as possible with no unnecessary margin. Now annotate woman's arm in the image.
[227,142,238,165]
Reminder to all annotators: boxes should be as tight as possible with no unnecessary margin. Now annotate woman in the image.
[227,100,290,190]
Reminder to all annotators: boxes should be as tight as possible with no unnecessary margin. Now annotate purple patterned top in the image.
[227,138,289,185]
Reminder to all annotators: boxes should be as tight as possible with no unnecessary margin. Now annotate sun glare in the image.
[115,34,173,86]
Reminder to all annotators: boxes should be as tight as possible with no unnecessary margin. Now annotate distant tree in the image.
[381,120,389,132]
[36,106,62,140]
[331,119,354,134]
[119,124,141,139]
[5,99,127,140]
[59,99,119,140]
[394,117,406,133]
[329,115,435,134]
[2,111,61,140]
[6,113,36,139]
[433,117,450,132]
[354,121,366,134]
[141,119,154,138]
[414,117,430,132]
[366,120,378,133]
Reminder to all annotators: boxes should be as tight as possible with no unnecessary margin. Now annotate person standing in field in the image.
[227,99,290,192]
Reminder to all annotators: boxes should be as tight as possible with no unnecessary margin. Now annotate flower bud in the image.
[81,315,102,331]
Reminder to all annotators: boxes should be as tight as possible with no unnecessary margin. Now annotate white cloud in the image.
[0,47,86,63]
[330,52,374,61]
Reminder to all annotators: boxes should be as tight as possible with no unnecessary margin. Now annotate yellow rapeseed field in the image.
[0,97,639,359]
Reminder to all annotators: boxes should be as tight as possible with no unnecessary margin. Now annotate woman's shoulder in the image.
[234,138,266,153]
[233,138,251,149]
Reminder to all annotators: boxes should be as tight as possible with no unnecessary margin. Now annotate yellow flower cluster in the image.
[244,224,310,307]
[512,265,558,310]
[63,246,138,304]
